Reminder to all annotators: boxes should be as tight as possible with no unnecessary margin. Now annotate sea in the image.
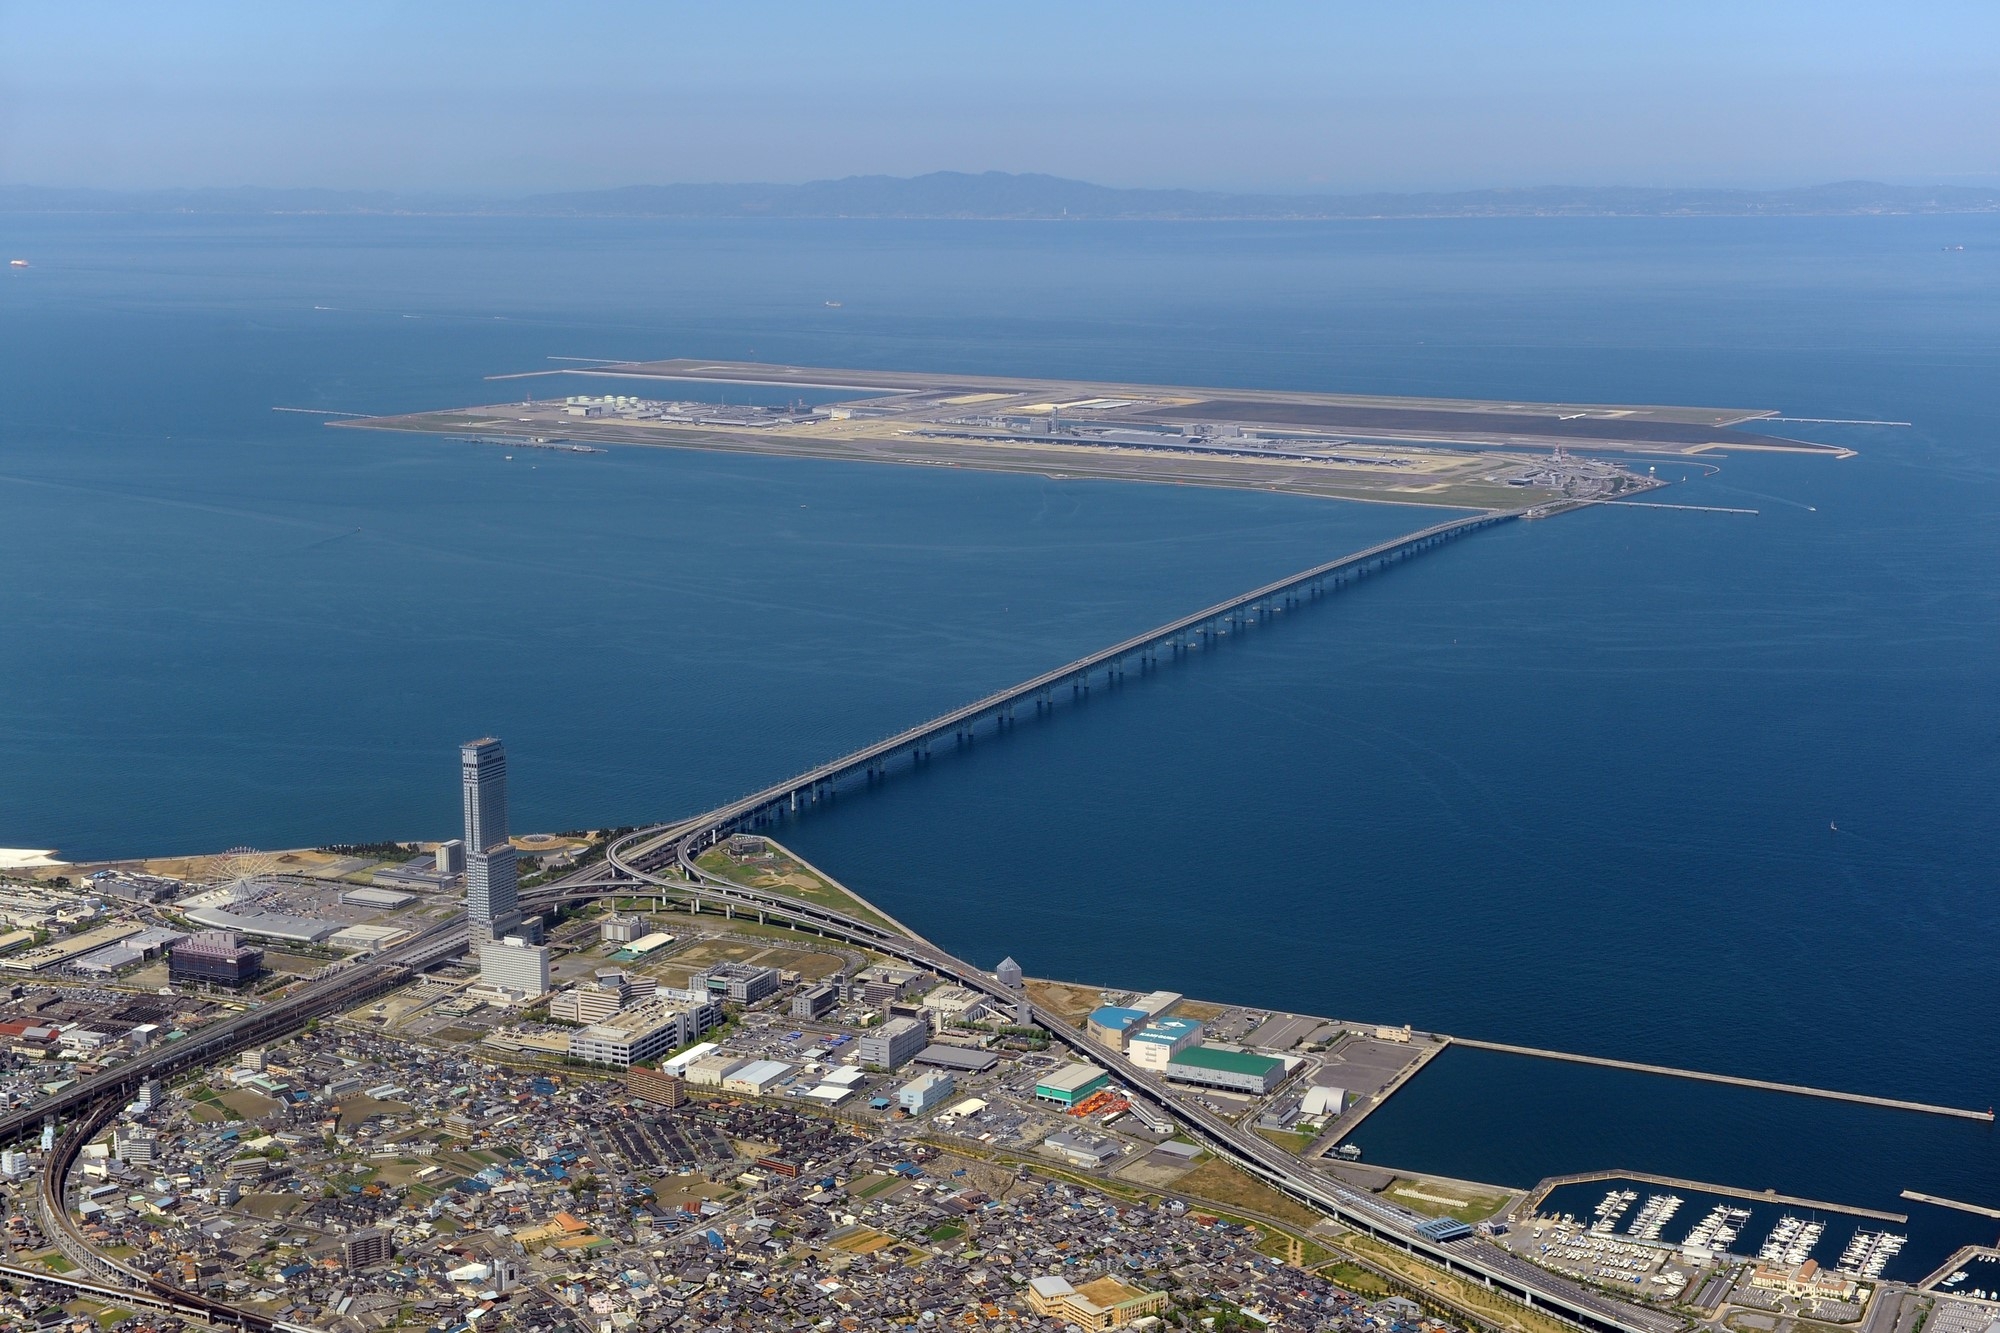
[2,212,1996,1275]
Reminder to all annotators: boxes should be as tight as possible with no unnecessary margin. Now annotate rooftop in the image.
[1035,1062,1109,1093]
[1169,1044,1285,1076]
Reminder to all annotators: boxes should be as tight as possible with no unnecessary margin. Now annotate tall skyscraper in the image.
[462,737,520,938]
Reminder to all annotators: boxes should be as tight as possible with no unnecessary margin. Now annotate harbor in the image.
[1526,1175,1942,1285]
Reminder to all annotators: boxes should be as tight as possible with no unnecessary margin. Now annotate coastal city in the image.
[0,739,1993,1333]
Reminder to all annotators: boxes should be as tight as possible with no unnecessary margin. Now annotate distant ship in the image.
[824,300,843,307]
[8,259,27,268]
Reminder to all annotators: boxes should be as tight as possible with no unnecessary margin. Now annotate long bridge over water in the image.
[677,507,1520,850]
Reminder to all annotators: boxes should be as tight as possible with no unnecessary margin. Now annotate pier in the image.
[1517,1170,1908,1224]
[1452,1037,1994,1122]
[1902,1191,2000,1219]
[1919,1245,2000,1293]
[1309,1034,1450,1157]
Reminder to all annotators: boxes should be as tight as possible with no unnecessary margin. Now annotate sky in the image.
[2,1,1997,194]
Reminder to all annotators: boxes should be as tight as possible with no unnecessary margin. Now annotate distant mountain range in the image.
[4,172,1997,219]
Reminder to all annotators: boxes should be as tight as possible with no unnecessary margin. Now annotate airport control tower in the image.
[461,737,522,940]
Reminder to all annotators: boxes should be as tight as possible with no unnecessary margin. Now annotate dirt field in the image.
[1024,979,1101,1023]
[336,1096,412,1132]
[217,1088,281,1119]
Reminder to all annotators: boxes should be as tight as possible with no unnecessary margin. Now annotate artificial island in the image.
[6,364,1964,1333]
[333,358,1854,511]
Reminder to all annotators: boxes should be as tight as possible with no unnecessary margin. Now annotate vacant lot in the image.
[1174,1158,1325,1232]
[1024,979,1100,1024]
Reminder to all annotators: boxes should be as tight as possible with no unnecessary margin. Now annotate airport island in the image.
[331,358,1854,513]
[0,367,1932,1333]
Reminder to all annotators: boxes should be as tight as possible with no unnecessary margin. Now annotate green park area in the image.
[693,840,899,932]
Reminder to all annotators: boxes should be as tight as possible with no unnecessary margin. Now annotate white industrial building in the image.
[661,1042,719,1077]
[722,1059,793,1095]
[565,997,702,1068]
[898,1069,956,1114]
[858,1015,928,1070]
[1127,1016,1203,1070]
[684,1051,752,1086]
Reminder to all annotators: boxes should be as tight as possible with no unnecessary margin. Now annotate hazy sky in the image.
[3,1,1996,193]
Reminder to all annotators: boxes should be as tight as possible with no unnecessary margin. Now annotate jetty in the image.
[1902,1191,2000,1219]
[1517,1169,1907,1224]
[1452,1037,1993,1122]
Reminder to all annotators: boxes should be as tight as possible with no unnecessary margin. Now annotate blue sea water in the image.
[2,213,1996,1238]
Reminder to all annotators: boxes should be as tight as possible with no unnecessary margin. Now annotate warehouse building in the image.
[858,1015,928,1070]
[1126,1016,1203,1070]
[914,1043,999,1073]
[897,1069,956,1115]
[1033,1062,1110,1107]
[339,886,416,909]
[722,1059,793,1095]
[1165,1045,1288,1095]
[611,930,676,963]
[684,1052,752,1087]
[1086,1005,1150,1050]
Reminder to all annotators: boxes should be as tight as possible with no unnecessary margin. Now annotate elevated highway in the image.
[0,916,464,1144]
[578,841,1677,1333]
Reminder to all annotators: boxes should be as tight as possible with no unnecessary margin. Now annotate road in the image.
[568,834,1681,1333]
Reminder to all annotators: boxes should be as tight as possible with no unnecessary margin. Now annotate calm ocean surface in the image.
[2,213,1996,1242]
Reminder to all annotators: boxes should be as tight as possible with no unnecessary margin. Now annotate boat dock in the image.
[1918,1245,2000,1293]
[1518,1169,1908,1224]
[1452,1037,1994,1122]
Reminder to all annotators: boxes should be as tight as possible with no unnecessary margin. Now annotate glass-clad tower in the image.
[461,737,520,937]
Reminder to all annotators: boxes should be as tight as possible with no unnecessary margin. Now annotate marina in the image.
[1625,1192,1684,1240]
[1757,1214,1827,1266]
[1836,1228,1907,1280]
[1683,1203,1751,1252]
[1528,1175,1948,1284]
[1922,1248,2000,1298]
[1593,1187,1640,1233]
